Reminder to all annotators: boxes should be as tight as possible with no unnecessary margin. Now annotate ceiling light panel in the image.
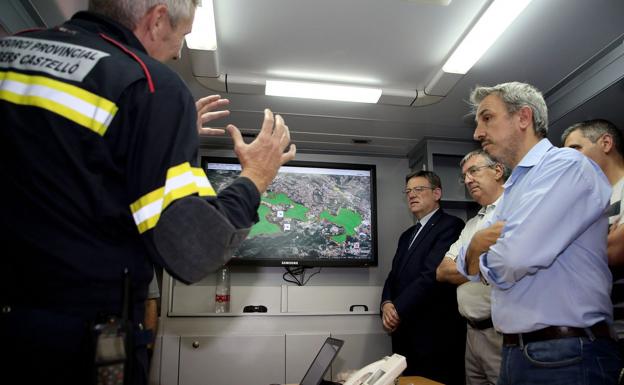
[265,80,382,103]
[442,0,533,74]
[186,0,218,50]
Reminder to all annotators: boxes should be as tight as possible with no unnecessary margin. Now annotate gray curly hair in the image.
[469,82,548,138]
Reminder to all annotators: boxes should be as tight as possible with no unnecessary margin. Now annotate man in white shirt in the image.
[436,149,508,385]
[562,119,624,347]
[562,119,624,261]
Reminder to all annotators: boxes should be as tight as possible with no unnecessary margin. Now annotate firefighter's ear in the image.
[145,4,169,41]
[133,4,171,60]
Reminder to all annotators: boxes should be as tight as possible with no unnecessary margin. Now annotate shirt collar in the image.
[517,138,553,168]
[503,138,553,189]
[417,207,438,226]
[68,11,147,54]
[478,194,503,217]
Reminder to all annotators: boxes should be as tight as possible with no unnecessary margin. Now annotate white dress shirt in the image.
[446,196,501,321]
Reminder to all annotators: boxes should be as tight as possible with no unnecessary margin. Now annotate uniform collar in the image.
[68,11,148,54]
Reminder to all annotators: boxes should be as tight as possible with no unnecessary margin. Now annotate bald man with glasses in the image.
[381,170,465,384]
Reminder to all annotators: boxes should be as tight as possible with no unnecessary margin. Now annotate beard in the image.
[483,132,521,169]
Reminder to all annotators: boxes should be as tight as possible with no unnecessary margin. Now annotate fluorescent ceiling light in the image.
[267,70,380,85]
[266,80,382,103]
[185,0,217,50]
[442,0,532,74]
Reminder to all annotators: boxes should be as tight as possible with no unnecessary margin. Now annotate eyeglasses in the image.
[459,164,494,184]
[404,186,436,195]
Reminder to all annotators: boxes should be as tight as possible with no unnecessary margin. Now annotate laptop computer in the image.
[299,337,344,385]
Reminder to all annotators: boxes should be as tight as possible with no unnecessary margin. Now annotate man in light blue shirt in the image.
[456,81,620,384]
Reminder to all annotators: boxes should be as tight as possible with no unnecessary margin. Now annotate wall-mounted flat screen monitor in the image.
[202,157,378,267]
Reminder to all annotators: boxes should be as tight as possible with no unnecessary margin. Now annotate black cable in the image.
[282,266,322,286]
[282,267,302,285]
[302,267,322,285]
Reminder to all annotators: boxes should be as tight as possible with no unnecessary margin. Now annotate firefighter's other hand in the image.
[196,95,229,136]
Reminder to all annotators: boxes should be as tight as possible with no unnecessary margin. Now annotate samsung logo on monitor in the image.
[281,261,299,265]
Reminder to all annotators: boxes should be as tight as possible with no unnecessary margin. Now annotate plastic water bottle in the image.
[214,266,230,313]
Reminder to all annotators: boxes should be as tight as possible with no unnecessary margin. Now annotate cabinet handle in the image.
[192,341,200,349]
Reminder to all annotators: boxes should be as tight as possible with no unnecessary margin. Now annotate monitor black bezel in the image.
[201,156,378,268]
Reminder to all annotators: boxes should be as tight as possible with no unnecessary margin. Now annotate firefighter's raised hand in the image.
[227,109,296,193]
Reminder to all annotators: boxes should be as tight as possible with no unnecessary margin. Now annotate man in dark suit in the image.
[381,170,465,384]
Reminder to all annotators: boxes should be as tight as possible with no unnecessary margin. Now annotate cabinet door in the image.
[329,332,392,380]
[179,334,285,385]
[160,335,181,385]
[285,333,331,383]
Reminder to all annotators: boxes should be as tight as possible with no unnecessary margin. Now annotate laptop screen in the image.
[300,337,344,385]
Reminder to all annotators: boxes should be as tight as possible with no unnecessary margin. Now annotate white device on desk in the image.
[343,354,406,385]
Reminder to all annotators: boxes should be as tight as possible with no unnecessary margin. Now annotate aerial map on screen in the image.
[204,160,376,265]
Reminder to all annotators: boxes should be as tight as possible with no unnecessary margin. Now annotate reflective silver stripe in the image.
[131,163,217,233]
[0,70,117,135]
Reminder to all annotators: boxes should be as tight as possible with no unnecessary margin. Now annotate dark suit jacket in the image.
[381,208,465,383]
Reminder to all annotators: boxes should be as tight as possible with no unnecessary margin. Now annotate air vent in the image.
[241,132,257,138]
[352,139,372,145]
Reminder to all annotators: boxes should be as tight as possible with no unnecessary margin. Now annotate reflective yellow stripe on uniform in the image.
[0,70,118,136]
[130,162,217,234]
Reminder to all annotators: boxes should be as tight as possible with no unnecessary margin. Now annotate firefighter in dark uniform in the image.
[0,1,296,384]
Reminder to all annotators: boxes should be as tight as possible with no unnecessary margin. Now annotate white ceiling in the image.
[5,0,624,157]
[212,0,487,90]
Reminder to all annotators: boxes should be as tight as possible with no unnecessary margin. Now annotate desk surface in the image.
[398,376,444,385]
